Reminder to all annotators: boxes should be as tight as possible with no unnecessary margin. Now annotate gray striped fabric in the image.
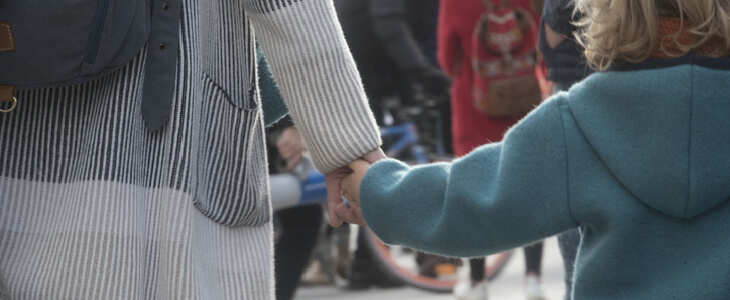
[0,274,6,300]
[0,0,380,298]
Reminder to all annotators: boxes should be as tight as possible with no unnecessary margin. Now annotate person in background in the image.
[538,0,594,299]
[334,0,450,126]
[339,0,730,298]
[437,0,546,299]
[258,49,324,300]
[270,121,324,300]
[333,0,451,289]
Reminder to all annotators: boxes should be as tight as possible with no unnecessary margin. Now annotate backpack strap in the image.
[141,0,182,132]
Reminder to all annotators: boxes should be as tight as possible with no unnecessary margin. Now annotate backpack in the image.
[0,0,174,130]
[471,0,541,118]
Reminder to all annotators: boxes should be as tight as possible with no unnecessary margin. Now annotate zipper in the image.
[84,0,111,65]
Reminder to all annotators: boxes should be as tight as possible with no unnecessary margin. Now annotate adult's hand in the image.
[276,127,306,169]
[326,147,387,227]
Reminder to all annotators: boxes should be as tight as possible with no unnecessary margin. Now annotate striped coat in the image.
[0,0,380,298]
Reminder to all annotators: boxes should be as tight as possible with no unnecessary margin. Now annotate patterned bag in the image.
[471,0,541,118]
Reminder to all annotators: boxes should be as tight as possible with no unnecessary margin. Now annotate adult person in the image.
[334,0,450,126]
[0,0,383,298]
[538,0,594,298]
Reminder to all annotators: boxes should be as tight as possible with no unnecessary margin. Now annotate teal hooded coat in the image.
[360,57,730,299]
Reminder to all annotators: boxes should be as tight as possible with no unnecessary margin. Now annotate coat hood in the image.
[566,58,730,219]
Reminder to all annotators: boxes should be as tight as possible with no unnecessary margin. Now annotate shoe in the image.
[417,252,462,278]
[300,261,332,286]
[453,280,488,300]
[525,274,547,300]
[345,272,404,290]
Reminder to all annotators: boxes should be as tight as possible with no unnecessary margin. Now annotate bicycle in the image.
[269,104,514,294]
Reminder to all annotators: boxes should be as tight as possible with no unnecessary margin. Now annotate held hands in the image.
[325,148,385,227]
[337,159,371,226]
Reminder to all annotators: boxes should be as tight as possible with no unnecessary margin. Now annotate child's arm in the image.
[358,98,578,258]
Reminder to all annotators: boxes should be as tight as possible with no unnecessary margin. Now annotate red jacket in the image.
[438,0,541,156]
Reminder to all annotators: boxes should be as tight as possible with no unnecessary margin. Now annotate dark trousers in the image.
[274,205,323,300]
[468,241,544,282]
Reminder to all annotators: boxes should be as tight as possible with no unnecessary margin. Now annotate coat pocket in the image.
[192,72,269,226]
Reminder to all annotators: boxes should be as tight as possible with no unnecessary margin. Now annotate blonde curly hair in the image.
[574,0,730,71]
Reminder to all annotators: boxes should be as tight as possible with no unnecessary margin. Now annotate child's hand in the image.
[326,148,385,227]
[337,159,372,226]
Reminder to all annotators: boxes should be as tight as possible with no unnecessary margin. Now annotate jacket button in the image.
[159,44,167,51]
[163,2,170,11]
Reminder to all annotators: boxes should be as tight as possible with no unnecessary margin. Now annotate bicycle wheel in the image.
[363,227,514,293]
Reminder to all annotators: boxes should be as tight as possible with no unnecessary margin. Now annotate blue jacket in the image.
[360,56,730,299]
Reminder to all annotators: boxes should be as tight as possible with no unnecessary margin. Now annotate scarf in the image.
[651,18,726,58]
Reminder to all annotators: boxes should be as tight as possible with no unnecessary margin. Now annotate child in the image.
[336,0,730,298]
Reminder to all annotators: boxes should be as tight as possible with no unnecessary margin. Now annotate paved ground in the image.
[295,237,568,300]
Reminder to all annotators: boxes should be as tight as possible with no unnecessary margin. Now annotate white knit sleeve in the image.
[244,0,382,173]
